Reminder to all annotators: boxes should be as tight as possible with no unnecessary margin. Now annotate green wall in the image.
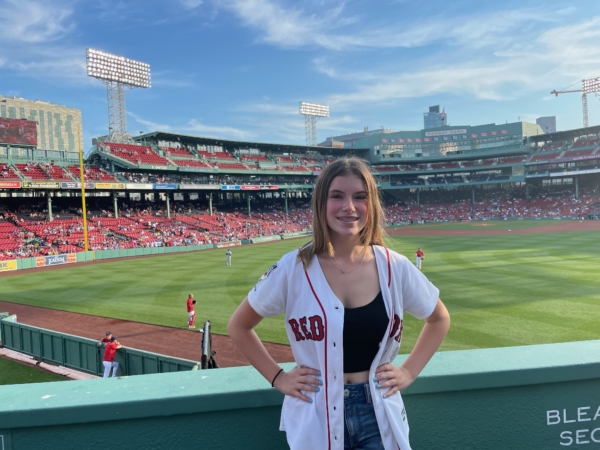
[1,340,599,449]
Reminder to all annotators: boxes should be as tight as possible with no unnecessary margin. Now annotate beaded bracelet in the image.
[271,368,284,387]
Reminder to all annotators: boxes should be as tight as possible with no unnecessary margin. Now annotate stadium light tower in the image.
[86,48,151,143]
[299,102,329,146]
[551,77,600,128]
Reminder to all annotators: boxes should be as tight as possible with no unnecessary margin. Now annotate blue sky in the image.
[1,0,600,147]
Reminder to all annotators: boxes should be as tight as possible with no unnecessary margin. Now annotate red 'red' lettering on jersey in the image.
[389,314,403,342]
[299,317,313,340]
[288,319,305,341]
[309,315,325,341]
[288,316,325,342]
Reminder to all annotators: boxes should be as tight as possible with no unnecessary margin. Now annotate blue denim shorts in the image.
[343,382,384,450]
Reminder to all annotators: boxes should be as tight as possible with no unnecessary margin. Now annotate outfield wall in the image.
[1,340,599,449]
[0,232,312,274]
[0,319,199,377]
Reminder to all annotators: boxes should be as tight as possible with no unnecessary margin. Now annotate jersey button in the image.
[333,342,336,347]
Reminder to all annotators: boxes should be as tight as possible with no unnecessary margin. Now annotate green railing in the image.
[0,340,599,449]
[0,319,199,376]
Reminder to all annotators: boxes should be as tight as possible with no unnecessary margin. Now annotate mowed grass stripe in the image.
[0,232,598,354]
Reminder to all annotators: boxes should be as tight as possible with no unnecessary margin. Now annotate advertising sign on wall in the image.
[0,117,37,146]
[126,183,154,190]
[0,181,21,189]
[0,260,17,272]
[61,182,96,189]
[216,241,241,248]
[95,183,126,189]
[153,183,178,190]
[179,184,216,190]
[260,185,279,190]
[35,253,77,268]
[221,185,241,190]
[241,185,260,190]
[22,181,60,189]
[425,128,467,137]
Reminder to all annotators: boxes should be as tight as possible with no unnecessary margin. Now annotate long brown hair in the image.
[299,157,386,267]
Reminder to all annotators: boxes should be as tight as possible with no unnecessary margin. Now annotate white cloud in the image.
[184,119,249,139]
[180,0,204,9]
[128,112,172,131]
[313,15,600,111]
[0,0,75,43]
[0,0,90,84]
[216,0,555,51]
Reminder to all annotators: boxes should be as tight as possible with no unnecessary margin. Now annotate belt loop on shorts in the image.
[364,382,372,404]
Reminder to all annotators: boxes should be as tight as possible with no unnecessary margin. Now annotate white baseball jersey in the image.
[248,244,440,450]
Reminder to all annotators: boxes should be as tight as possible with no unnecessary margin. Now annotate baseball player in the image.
[187,294,197,328]
[102,336,123,378]
[226,249,232,266]
[228,158,450,449]
[98,331,112,346]
[415,248,424,270]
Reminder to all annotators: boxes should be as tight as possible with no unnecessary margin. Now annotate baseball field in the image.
[1,220,599,385]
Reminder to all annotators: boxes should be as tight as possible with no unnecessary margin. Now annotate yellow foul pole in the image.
[77,129,89,252]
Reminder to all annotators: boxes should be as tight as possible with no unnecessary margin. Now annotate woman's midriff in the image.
[344,370,370,385]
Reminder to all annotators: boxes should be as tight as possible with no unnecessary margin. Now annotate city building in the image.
[0,95,82,155]
[319,126,396,148]
[536,116,557,134]
[424,105,447,129]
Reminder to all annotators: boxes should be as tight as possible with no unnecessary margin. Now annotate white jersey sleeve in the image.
[398,255,439,320]
[247,255,290,318]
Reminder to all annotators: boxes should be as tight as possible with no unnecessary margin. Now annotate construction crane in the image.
[551,77,600,128]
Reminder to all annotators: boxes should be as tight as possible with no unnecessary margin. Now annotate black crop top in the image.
[343,291,388,373]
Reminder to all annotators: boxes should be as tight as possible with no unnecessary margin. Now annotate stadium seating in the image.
[530,153,559,162]
[43,164,75,181]
[280,165,310,172]
[172,160,213,169]
[103,142,172,166]
[162,147,193,158]
[374,165,399,172]
[539,142,564,152]
[215,163,249,170]
[497,156,527,164]
[198,150,235,161]
[15,163,51,180]
[240,154,271,163]
[0,164,21,180]
[276,156,295,163]
[67,166,118,182]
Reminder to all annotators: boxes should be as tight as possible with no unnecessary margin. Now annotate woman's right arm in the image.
[227,297,321,403]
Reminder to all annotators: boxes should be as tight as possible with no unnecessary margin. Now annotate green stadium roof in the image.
[135,130,369,155]
[528,124,600,143]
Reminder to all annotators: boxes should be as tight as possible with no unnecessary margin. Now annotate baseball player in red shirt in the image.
[416,248,424,270]
[102,336,123,378]
[98,331,112,346]
[187,294,197,328]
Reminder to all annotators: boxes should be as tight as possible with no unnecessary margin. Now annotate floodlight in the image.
[582,77,600,95]
[299,102,330,146]
[86,48,152,143]
[86,48,151,88]
[299,102,329,118]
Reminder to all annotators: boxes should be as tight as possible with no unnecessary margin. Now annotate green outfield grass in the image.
[0,231,598,355]
[0,357,67,386]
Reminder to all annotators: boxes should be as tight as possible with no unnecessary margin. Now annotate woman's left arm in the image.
[375,299,450,397]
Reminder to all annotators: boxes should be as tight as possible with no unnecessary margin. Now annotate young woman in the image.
[228,157,450,450]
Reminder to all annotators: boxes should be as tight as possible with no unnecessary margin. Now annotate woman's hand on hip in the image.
[273,365,322,403]
[374,363,416,398]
